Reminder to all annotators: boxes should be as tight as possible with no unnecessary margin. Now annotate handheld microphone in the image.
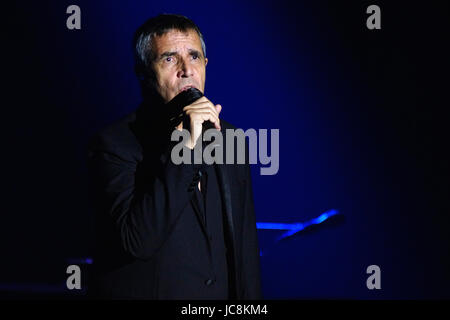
[165,87,203,127]
[165,87,216,132]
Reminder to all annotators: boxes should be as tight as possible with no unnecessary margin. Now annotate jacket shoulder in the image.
[220,119,238,131]
[88,111,141,160]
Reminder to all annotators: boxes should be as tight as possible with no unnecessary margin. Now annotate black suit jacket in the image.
[87,102,262,299]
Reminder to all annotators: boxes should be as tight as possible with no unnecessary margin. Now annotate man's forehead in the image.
[152,29,202,53]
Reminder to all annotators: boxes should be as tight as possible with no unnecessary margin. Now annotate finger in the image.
[213,105,222,130]
[196,113,220,127]
[184,99,216,111]
[185,106,219,117]
[187,96,208,107]
[184,103,219,118]
[186,110,220,125]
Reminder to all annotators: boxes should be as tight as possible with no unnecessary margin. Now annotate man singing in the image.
[87,14,261,299]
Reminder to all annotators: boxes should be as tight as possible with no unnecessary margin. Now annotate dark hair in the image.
[133,14,206,88]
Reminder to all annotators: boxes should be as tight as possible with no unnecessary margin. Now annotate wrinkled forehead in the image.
[151,29,202,56]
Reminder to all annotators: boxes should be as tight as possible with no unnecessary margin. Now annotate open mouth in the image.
[180,85,196,92]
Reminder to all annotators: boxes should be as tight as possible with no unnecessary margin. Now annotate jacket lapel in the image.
[190,124,240,298]
[215,163,239,298]
[214,124,240,298]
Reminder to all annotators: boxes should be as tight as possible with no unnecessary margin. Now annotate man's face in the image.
[150,29,208,103]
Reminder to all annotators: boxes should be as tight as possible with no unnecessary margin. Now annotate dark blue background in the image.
[2,1,449,299]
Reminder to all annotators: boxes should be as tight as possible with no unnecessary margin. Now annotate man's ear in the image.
[205,57,208,66]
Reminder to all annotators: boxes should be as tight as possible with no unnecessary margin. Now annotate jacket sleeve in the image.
[87,133,200,261]
[240,159,263,299]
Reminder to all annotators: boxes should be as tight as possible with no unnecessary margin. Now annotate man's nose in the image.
[177,58,194,78]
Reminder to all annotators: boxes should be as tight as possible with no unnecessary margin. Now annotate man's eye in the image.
[192,54,199,60]
[165,57,173,62]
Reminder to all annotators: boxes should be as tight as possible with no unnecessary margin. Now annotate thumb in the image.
[215,104,222,114]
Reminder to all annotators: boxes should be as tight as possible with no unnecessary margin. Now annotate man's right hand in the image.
[176,96,222,149]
